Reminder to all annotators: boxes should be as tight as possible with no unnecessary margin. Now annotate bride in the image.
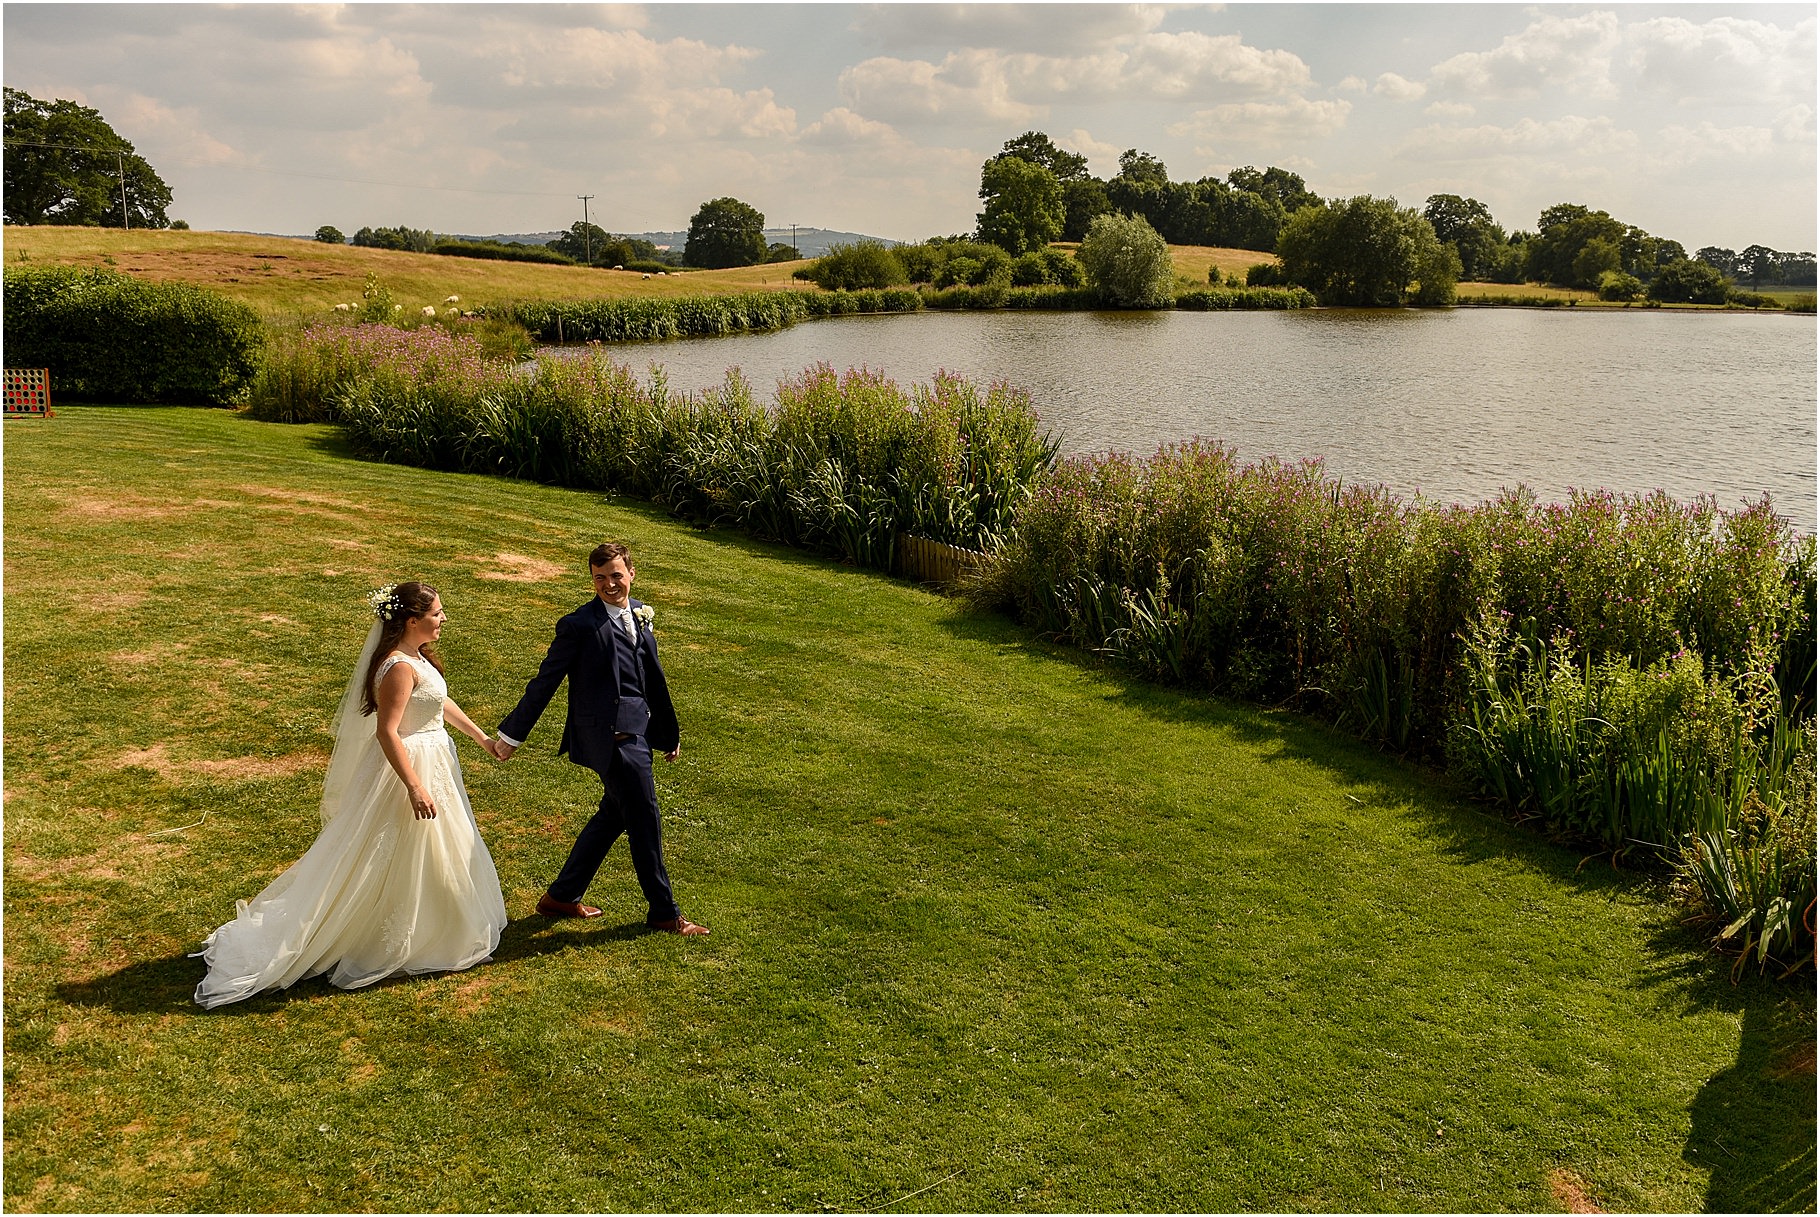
[194,581,508,1009]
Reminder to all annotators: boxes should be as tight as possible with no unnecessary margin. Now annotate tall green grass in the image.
[249,324,1057,564]
[499,288,922,343]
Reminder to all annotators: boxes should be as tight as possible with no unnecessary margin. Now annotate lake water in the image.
[552,308,1818,533]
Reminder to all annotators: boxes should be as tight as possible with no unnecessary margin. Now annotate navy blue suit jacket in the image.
[500,596,680,771]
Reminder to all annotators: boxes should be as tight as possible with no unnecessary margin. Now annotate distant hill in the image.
[479,227,898,259]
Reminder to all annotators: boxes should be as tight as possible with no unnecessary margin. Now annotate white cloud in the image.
[1429,11,1622,100]
[1653,121,1776,165]
[1168,96,1353,147]
[851,4,1169,56]
[1373,72,1426,102]
[1335,75,1370,93]
[1424,100,1475,119]
[1626,15,1816,106]
[1062,128,1123,176]
[1397,115,1639,162]
[835,27,1312,124]
[837,51,1045,126]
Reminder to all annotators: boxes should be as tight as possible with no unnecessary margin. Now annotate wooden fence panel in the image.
[896,533,990,589]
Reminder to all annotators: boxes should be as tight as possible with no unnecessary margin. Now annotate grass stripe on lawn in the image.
[4,406,1812,1213]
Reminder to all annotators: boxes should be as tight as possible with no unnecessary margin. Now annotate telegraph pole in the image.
[117,150,129,230]
[577,195,594,265]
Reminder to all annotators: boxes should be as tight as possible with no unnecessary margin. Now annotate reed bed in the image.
[249,322,1056,565]
[499,288,922,344]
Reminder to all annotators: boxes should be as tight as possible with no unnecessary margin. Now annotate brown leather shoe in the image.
[648,916,709,936]
[536,894,602,919]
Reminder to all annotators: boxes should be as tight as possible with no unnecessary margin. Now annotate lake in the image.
[551,307,1818,533]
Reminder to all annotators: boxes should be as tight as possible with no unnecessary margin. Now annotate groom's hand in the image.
[495,740,517,761]
[664,745,681,763]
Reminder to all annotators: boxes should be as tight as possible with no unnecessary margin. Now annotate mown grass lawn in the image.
[3,407,1812,1213]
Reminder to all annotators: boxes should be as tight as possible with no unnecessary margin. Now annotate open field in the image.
[3,406,1812,1212]
[0,226,817,317]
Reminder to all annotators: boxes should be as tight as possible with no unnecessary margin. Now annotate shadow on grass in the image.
[933,604,1645,891]
[936,603,1819,1215]
[53,916,656,1017]
[1638,923,1818,1214]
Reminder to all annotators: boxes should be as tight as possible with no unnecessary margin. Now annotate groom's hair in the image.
[589,542,631,570]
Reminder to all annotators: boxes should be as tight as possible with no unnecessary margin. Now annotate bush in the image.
[2,264,262,405]
[431,239,575,265]
[1076,212,1175,308]
[1174,287,1316,310]
[497,290,919,344]
[1648,259,1730,305]
[1245,261,1289,287]
[1597,269,1644,302]
[315,226,345,244]
[799,241,908,291]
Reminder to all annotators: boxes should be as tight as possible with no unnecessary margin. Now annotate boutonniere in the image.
[633,604,656,631]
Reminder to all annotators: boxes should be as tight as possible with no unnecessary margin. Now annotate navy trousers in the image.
[547,735,680,923]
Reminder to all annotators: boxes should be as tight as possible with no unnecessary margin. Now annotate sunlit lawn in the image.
[3,407,1812,1212]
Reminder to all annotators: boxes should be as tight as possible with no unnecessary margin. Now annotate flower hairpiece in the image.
[367,583,403,622]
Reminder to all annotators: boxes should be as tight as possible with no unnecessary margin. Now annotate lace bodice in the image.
[376,652,447,737]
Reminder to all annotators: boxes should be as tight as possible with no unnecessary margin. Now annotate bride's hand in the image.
[409,785,437,819]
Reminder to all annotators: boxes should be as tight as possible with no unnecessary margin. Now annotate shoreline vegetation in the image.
[5,229,1815,979]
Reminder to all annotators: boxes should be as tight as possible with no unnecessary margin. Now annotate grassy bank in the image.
[4,407,1813,1212]
[1,226,816,316]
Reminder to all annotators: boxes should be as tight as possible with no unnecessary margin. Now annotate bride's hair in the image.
[360,581,446,716]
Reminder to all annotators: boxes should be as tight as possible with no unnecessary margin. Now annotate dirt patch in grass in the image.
[55,491,233,522]
[1548,1168,1604,1213]
[466,552,568,582]
[115,742,326,783]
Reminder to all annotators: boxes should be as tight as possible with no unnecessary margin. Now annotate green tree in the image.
[765,242,801,263]
[996,130,1090,182]
[684,197,766,269]
[315,225,345,244]
[1526,203,1628,288]
[1227,166,1319,214]
[1572,236,1622,288]
[548,220,611,265]
[976,155,1064,254]
[1116,149,1169,186]
[1277,195,1455,306]
[1075,211,1175,308]
[1648,258,1729,304]
[1740,244,1778,290]
[1061,177,1112,242]
[4,87,172,227]
[1423,194,1504,281]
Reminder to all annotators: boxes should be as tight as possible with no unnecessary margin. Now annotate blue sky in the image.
[5,3,1813,252]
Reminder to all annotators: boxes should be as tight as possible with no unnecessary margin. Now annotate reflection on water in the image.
[549,308,1817,532]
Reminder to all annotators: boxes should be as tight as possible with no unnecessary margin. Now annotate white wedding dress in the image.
[194,631,507,1009]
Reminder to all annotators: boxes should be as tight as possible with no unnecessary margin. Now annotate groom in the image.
[496,542,708,935]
